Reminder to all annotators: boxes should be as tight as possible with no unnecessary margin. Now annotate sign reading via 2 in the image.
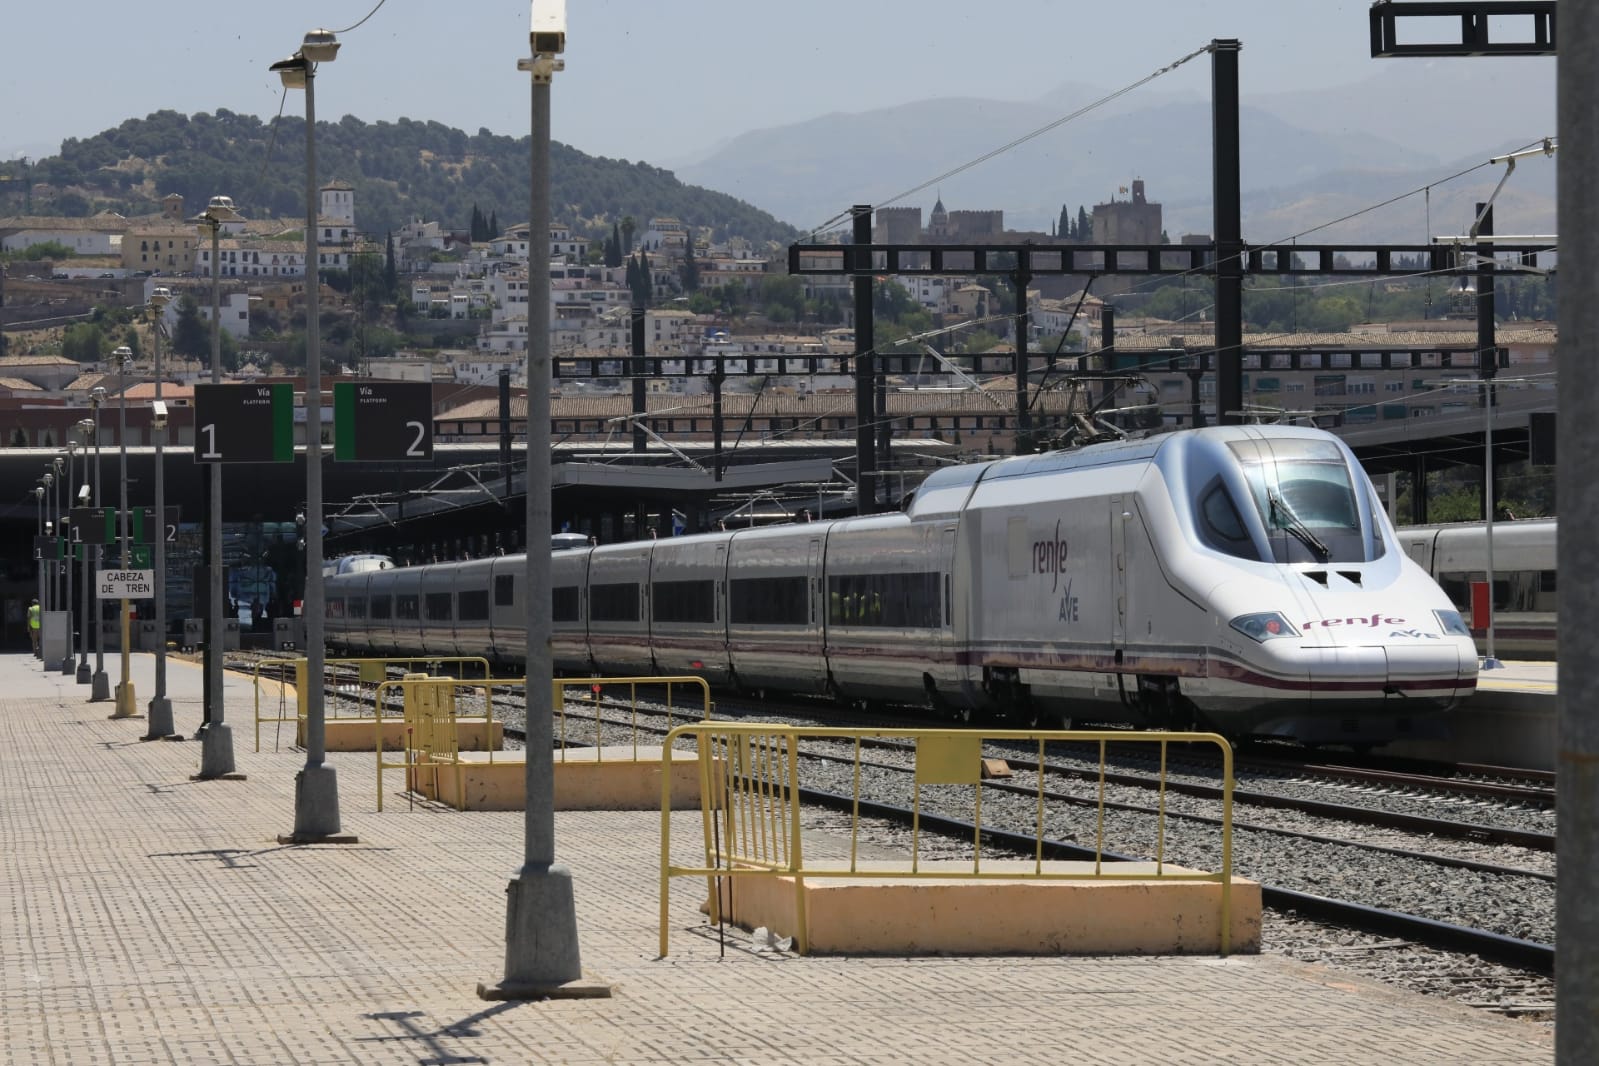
[333,381,433,461]
[193,383,294,463]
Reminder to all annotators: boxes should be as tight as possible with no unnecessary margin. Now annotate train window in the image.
[458,590,489,621]
[1196,482,1258,561]
[425,593,452,621]
[731,576,808,625]
[396,594,420,620]
[326,597,344,619]
[370,594,392,620]
[552,586,580,622]
[590,582,639,622]
[347,596,367,620]
[653,580,716,624]
[826,573,941,628]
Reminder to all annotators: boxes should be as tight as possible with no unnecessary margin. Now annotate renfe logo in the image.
[1033,519,1068,593]
[1303,614,1406,628]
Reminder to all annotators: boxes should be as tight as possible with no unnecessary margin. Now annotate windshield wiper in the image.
[1268,490,1330,561]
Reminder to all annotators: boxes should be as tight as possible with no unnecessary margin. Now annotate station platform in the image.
[0,651,1552,1064]
[1389,658,1558,770]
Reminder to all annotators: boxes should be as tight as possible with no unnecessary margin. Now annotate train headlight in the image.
[1229,612,1300,642]
[1434,609,1472,637]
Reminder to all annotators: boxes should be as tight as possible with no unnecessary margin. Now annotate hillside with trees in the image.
[0,110,799,248]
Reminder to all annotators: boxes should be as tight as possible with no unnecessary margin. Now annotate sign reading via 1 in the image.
[333,381,433,461]
[193,383,294,463]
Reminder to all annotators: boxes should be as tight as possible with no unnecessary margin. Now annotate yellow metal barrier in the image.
[375,674,471,811]
[252,655,493,752]
[658,724,1236,958]
[370,673,715,811]
[552,675,713,761]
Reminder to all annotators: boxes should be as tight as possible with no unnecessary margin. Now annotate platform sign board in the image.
[97,569,154,599]
[194,383,294,463]
[71,506,180,545]
[333,381,433,461]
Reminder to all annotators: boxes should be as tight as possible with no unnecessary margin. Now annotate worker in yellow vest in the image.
[28,598,41,656]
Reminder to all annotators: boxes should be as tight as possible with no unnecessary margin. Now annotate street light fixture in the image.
[146,291,175,738]
[89,385,110,701]
[75,418,94,683]
[272,29,341,837]
[110,346,138,719]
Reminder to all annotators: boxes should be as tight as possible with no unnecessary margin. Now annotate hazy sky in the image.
[1,1,1547,167]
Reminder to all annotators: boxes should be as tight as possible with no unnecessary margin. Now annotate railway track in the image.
[240,655,1556,1011]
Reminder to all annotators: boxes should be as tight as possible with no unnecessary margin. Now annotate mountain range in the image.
[674,62,1557,245]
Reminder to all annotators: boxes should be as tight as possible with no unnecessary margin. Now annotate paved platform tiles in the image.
[0,651,1553,1065]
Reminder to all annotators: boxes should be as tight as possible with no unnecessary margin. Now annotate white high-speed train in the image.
[1392,517,1556,660]
[324,425,1479,744]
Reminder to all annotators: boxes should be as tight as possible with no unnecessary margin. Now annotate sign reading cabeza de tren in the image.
[98,569,155,599]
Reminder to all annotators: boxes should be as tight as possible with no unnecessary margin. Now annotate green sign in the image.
[333,381,433,461]
[194,383,294,463]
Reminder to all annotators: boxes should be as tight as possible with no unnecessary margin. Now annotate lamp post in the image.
[272,29,341,836]
[146,292,175,737]
[89,385,110,701]
[111,346,137,718]
[481,5,597,1002]
[75,418,94,683]
[193,211,234,774]
[33,484,43,658]
[43,468,56,613]
[61,445,75,676]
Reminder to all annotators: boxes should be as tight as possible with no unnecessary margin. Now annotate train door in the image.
[937,527,956,681]
[807,537,822,647]
[1110,495,1127,650]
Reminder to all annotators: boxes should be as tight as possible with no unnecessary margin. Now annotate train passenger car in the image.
[1392,517,1556,659]
[645,533,733,685]
[724,524,826,695]
[820,511,953,706]
[584,540,654,677]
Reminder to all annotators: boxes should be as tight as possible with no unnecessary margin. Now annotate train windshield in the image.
[1228,438,1370,563]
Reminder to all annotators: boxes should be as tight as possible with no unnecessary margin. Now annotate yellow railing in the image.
[553,675,713,760]
[658,723,1235,958]
[374,674,468,811]
[372,673,713,811]
[251,655,493,752]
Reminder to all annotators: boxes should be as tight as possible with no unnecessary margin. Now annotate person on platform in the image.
[27,598,41,656]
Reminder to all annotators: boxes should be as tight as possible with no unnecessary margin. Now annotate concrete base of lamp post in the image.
[288,764,346,842]
[143,697,175,741]
[478,867,609,1001]
[196,722,236,778]
[76,660,91,684]
[60,655,73,676]
[90,669,110,702]
[111,681,139,719]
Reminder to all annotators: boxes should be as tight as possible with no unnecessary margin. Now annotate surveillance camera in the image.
[151,400,168,429]
[77,485,90,504]
[531,0,566,53]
